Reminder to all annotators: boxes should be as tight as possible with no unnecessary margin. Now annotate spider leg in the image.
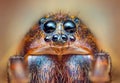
[27,55,58,83]
[63,55,92,83]
[89,51,112,83]
[7,56,29,83]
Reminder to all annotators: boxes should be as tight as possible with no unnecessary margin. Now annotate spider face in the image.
[39,15,78,45]
[21,13,98,56]
[34,14,91,55]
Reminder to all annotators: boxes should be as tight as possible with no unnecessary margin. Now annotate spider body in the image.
[8,12,111,83]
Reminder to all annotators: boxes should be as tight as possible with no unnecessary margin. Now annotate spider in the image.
[7,12,112,83]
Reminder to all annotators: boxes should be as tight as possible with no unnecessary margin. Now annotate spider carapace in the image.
[8,12,112,83]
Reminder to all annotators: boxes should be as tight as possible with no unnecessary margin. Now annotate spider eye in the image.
[63,20,76,33]
[43,20,56,33]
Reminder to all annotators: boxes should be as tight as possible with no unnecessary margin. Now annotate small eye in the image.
[43,20,56,33]
[63,20,76,33]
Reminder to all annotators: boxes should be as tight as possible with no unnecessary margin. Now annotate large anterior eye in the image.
[43,20,56,33]
[63,20,76,33]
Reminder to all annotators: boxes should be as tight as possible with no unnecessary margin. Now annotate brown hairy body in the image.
[8,12,111,83]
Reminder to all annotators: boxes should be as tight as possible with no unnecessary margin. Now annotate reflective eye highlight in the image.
[43,20,56,33]
[63,20,76,33]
